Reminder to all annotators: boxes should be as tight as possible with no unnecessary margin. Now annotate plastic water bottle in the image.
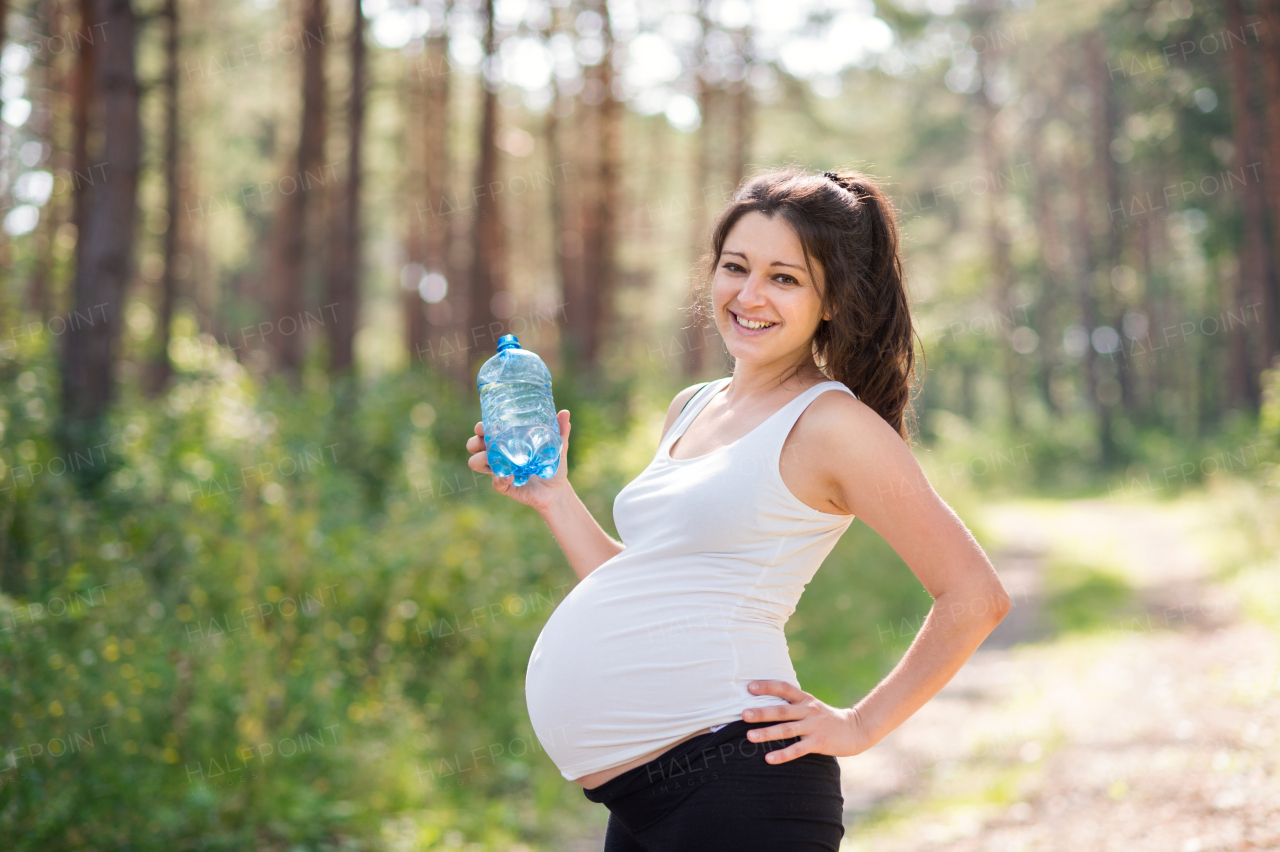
[476,334,562,486]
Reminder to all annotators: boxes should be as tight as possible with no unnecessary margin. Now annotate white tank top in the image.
[524,376,858,780]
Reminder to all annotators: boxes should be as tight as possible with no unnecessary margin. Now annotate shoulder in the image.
[659,380,720,443]
[799,384,888,434]
[790,385,938,518]
[794,385,916,479]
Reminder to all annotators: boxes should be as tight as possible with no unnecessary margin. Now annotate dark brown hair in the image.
[691,167,919,442]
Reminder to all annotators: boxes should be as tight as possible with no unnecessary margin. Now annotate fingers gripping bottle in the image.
[477,334,562,486]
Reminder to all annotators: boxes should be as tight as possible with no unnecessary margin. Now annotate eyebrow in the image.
[722,250,806,272]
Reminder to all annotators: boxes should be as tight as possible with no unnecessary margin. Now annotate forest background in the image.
[1,0,1280,848]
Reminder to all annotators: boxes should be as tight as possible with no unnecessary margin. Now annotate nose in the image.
[737,270,768,308]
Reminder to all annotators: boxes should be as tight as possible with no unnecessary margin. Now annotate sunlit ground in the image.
[832,481,1280,851]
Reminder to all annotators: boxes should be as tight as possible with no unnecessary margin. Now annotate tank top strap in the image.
[662,377,731,452]
[757,380,857,461]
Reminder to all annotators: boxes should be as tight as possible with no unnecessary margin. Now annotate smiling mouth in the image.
[731,310,777,330]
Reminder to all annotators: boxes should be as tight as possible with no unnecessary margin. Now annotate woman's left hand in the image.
[740,680,873,764]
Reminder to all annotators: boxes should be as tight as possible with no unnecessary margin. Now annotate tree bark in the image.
[544,9,581,375]
[684,0,714,379]
[1221,0,1268,399]
[0,0,7,121]
[468,0,502,378]
[1088,29,1139,419]
[0,0,8,322]
[60,0,140,451]
[584,0,620,373]
[26,0,62,322]
[1028,112,1062,414]
[974,9,1019,430]
[1080,30,1118,462]
[147,0,181,395]
[403,64,427,363]
[559,124,594,370]
[1244,0,1280,369]
[325,0,365,377]
[407,24,452,364]
[422,18,463,386]
[1069,36,1115,465]
[555,99,588,373]
[267,0,328,377]
[729,26,753,192]
[1222,253,1256,407]
[72,0,96,280]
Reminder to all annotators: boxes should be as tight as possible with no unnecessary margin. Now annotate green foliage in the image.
[0,339,935,849]
[0,341,592,849]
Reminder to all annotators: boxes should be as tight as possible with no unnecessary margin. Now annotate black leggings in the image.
[582,720,845,852]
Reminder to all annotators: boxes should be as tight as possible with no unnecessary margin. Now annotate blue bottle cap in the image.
[496,334,521,352]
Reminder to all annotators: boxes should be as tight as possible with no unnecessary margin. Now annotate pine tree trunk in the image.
[975,12,1019,430]
[0,0,7,117]
[1081,30,1116,462]
[468,0,502,380]
[402,69,427,364]
[72,0,95,281]
[1222,252,1255,406]
[1134,215,1155,416]
[1028,112,1062,414]
[1222,0,1269,397]
[1248,0,1280,368]
[556,97,588,374]
[1088,29,1137,418]
[544,10,581,375]
[325,0,364,377]
[1070,36,1114,464]
[26,0,61,322]
[685,0,713,379]
[0,0,8,329]
[147,0,180,395]
[60,0,140,451]
[1072,138,1114,463]
[729,26,753,192]
[414,26,453,370]
[586,0,620,373]
[267,0,328,378]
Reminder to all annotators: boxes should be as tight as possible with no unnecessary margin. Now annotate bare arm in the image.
[538,486,623,582]
[465,383,707,583]
[740,394,1011,762]
[824,399,1011,748]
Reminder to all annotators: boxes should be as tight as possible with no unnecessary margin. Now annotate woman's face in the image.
[712,211,829,368]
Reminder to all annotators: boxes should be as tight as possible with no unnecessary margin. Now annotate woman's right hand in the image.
[466,410,573,514]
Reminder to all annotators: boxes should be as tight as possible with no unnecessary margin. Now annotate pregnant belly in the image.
[524,567,796,780]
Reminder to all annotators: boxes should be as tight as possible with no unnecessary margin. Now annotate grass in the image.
[1039,558,1137,637]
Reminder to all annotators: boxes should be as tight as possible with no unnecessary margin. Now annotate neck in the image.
[724,349,826,401]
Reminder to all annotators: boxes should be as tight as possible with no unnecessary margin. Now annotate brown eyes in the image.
[721,263,799,285]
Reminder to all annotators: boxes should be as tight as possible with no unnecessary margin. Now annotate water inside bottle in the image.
[477,336,561,486]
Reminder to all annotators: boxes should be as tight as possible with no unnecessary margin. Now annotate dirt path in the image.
[838,498,1280,851]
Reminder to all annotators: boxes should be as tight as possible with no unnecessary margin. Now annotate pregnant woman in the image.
[466,168,1012,851]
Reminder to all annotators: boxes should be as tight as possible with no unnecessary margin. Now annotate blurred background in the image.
[1,0,1279,848]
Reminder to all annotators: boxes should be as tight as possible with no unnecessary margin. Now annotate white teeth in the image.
[735,314,775,330]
